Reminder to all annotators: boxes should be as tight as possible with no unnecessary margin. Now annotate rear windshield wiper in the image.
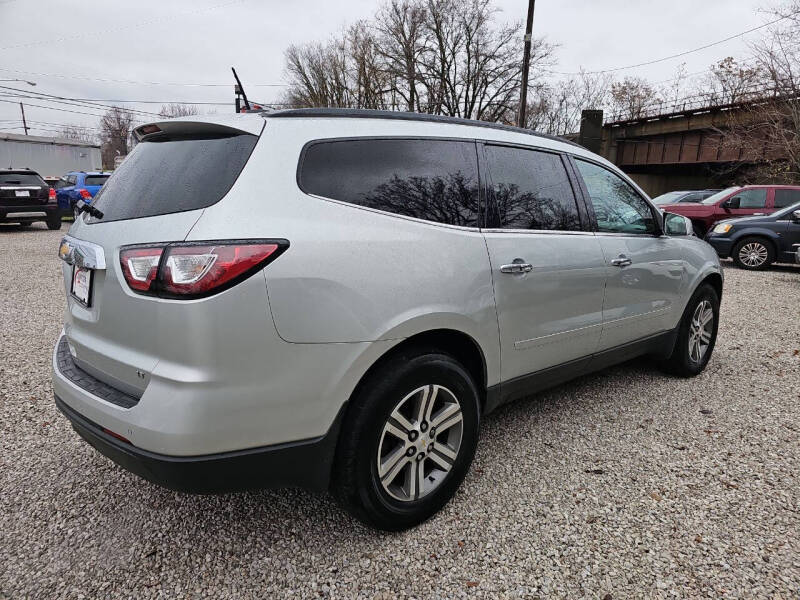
[75,198,104,220]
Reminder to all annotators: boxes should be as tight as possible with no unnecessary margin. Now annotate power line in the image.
[0,67,287,88]
[0,98,145,122]
[0,85,163,118]
[552,10,800,75]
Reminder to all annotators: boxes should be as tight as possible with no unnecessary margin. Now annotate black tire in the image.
[732,237,774,270]
[46,215,62,230]
[660,283,719,377]
[332,350,480,531]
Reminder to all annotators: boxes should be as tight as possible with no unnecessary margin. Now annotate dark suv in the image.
[0,169,61,229]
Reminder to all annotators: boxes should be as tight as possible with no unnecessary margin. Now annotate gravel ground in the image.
[1,224,798,599]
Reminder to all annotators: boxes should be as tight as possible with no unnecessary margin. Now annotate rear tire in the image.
[659,283,719,377]
[732,237,773,270]
[46,215,62,230]
[332,350,480,531]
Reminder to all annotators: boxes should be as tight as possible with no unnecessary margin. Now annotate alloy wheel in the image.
[688,300,714,363]
[376,384,463,502]
[738,242,768,267]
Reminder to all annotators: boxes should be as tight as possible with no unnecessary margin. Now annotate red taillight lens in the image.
[118,240,288,298]
[79,188,91,199]
[48,187,56,202]
[120,246,164,292]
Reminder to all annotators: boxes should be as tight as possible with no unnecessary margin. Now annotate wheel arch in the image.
[732,231,779,257]
[348,328,489,411]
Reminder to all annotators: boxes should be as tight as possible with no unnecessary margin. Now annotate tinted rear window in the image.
[90,133,258,222]
[300,139,480,227]
[0,172,45,186]
[485,145,581,231]
[774,188,800,209]
[84,175,110,186]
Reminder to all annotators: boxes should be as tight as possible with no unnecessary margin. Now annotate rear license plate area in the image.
[71,265,93,307]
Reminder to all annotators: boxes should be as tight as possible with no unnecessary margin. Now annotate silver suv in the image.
[53,109,722,530]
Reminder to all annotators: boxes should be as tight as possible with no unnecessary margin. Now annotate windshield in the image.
[0,172,45,186]
[701,186,739,205]
[90,132,258,222]
[651,191,685,205]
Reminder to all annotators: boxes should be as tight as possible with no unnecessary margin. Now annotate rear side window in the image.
[575,159,656,235]
[774,188,800,209]
[90,133,258,222]
[484,145,581,231]
[299,139,480,227]
[84,175,109,186]
[0,172,45,186]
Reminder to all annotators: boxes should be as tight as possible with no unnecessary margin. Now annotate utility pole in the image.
[517,0,536,128]
[19,102,29,135]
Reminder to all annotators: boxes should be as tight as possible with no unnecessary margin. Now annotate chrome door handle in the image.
[611,255,632,267]
[500,262,533,274]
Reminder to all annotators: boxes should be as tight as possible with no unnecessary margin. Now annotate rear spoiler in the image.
[133,118,264,142]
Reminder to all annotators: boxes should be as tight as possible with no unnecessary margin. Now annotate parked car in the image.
[0,168,61,229]
[53,109,723,531]
[704,201,800,270]
[660,185,800,236]
[651,189,720,206]
[55,171,111,215]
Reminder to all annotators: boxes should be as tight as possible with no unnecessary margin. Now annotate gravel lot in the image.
[1,224,798,599]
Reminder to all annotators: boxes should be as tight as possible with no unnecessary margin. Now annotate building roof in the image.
[0,132,100,149]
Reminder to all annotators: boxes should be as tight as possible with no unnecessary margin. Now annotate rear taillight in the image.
[78,188,91,199]
[48,188,56,203]
[119,240,288,299]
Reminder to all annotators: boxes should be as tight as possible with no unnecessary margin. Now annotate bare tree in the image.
[159,103,199,118]
[523,70,611,135]
[281,0,554,123]
[99,107,135,169]
[58,125,97,145]
[702,57,763,104]
[609,76,659,121]
[716,1,800,183]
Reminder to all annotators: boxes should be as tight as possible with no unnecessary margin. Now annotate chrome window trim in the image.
[480,228,595,236]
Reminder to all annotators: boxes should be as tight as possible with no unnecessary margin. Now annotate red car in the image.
[660,185,800,236]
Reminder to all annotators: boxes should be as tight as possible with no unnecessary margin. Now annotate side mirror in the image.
[663,212,692,236]
[792,209,800,223]
[722,197,740,210]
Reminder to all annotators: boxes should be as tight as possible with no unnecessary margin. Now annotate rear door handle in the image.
[611,255,632,267]
[500,261,533,274]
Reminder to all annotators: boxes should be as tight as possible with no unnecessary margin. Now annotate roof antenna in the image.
[231,67,251,112]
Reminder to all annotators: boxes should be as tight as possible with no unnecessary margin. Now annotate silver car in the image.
[53,109,723,530]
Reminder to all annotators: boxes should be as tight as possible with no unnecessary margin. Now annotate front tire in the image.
[660,283,719,377]
[332,350,480,531]
[732,237,773,270]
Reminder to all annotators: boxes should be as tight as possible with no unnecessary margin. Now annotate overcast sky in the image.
[0,0,769,136]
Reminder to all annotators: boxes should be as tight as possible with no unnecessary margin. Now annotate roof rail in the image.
[265,108,581,147]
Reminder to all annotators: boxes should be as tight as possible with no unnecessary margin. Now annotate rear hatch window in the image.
[0,172,46,186]
[89,132,258,222]
[84,175,110,186]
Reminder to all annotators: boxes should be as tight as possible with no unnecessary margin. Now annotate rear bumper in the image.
[704,235,733,258]
[0,205,59,221]
[55,394,343,493]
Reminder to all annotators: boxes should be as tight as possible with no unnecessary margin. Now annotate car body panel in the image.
[53,111,723,472]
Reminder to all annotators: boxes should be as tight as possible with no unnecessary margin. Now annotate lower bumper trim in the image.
[55,395,345,493]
